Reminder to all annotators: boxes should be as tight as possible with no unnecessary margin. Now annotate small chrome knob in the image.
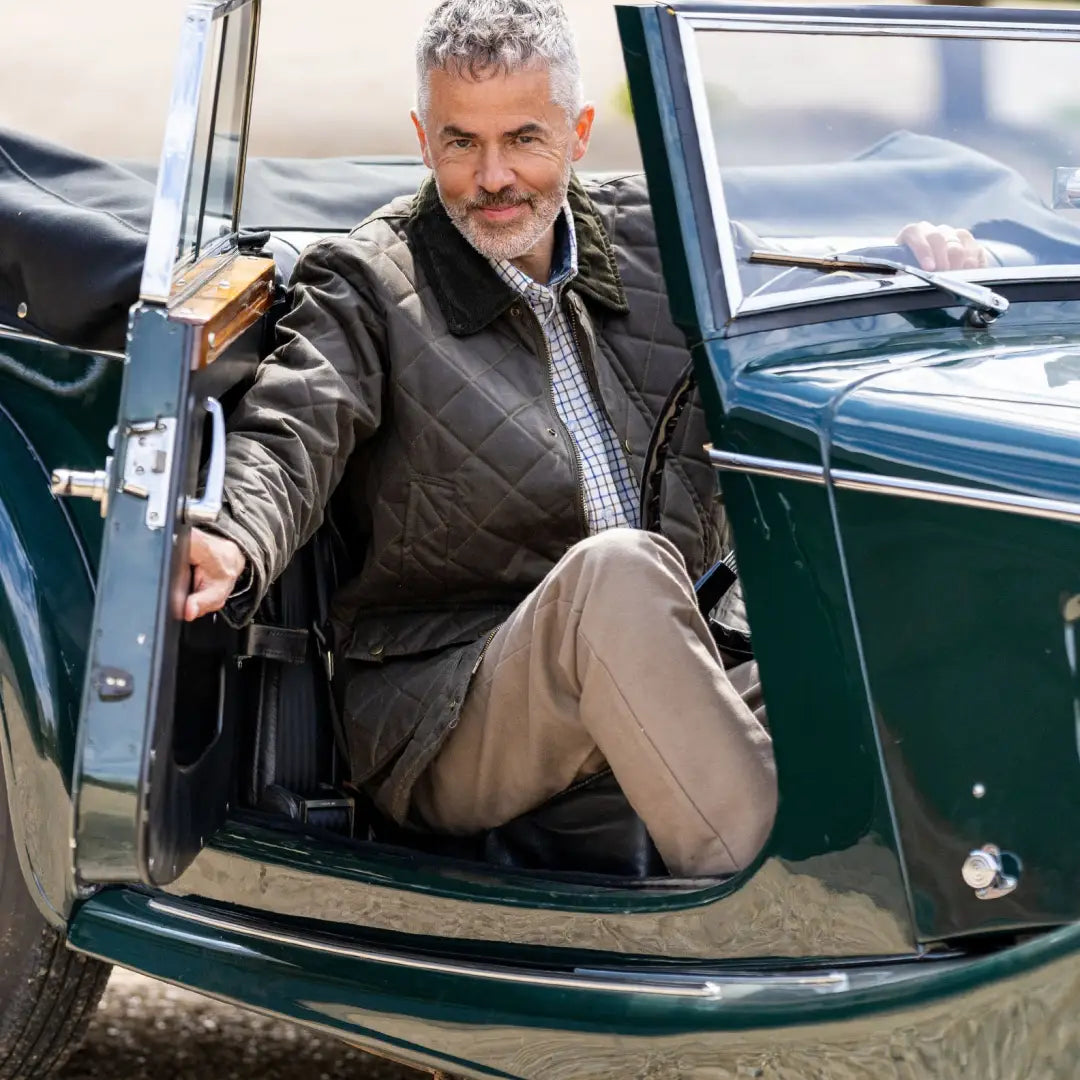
[962,844,1018,900]
[51,468,111,517]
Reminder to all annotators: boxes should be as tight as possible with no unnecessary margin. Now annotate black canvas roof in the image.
[0,128,427,352]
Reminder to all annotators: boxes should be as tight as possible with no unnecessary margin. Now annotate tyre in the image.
[0,768,111,1079]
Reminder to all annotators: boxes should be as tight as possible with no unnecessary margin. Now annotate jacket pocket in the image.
[400,475,454,586]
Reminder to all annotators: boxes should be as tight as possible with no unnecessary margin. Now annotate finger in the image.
[188,526,211,564]
[955,229,983,270]
[185,576,232,622]
[927,228,951,272]
[896,222,935,271]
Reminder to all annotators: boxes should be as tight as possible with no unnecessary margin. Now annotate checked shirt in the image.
[488,205,639,534]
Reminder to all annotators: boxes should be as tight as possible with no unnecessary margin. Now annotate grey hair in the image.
[416,0,584,124]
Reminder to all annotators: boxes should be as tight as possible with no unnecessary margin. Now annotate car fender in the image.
[0,403,94,927]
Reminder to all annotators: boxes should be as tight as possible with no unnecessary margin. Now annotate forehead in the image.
[426,65,564,131]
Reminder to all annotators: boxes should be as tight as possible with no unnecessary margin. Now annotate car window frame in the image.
[140,0,261,305]
[664,2,1080,333]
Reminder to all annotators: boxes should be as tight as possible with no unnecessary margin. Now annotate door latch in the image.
[120,418,178,530]
[50,397,226,531]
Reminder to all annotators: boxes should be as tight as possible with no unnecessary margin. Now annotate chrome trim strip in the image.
[231,0,260,228]
[684,13,1080,42]
[0,322,124,361]
[709,449,1080,525]
[148,900,851,999]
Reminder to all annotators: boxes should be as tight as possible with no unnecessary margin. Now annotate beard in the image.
[439,157,573,264]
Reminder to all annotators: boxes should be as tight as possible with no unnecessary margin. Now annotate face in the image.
[412,65,594,262]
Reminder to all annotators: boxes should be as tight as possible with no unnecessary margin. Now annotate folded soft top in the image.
[0,128,428,352]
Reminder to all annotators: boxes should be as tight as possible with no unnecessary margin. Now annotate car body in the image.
[4,1,1080,1076]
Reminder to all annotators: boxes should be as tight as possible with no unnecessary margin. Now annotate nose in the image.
[476,144,515,193]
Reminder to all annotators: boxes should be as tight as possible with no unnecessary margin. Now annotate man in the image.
[185,0,984,877]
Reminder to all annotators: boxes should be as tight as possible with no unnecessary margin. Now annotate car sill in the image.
[147,898,851,1000]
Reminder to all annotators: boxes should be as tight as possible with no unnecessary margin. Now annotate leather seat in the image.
[227,531,667,879]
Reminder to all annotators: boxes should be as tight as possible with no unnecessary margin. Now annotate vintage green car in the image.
[5,1,1080,1076]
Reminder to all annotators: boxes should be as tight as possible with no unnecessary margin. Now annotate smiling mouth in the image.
[474,203,530,224]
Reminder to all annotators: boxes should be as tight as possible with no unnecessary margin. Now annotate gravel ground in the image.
[56,968,432,1080]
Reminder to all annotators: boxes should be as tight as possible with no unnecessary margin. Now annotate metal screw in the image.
[16,302,27,319]
[149,511,159,522]
[972,783,986,799]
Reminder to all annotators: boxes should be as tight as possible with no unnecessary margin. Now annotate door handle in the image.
[184,397,226,526]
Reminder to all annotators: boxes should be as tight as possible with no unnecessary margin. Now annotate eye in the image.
[448,138,472,150]
[516,135,537,146]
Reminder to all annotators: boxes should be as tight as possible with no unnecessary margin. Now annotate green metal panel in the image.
[0,335,120,923]
[68,887,1080,1078]
[825,335,1080,938]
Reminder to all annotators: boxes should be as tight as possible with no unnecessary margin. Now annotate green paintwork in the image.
[68,887,1080,1078]
[0,334,121,923]
[4,0,1080,1074]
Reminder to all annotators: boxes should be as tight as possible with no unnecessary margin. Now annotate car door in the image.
[621,0,1080,947]
[59,0,273,888]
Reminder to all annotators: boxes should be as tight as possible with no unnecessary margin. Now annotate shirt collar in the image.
[488,201,578,306]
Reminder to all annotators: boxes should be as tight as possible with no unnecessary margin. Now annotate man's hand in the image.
[185,528,245,622]
[895,222,989,272]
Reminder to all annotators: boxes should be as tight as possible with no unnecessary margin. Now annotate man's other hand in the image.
[895,222,989,272]
[185,528,245,622]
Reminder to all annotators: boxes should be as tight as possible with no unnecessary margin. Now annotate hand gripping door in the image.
[54,0,269,888]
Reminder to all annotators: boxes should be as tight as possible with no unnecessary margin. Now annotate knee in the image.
[568,528,688,584]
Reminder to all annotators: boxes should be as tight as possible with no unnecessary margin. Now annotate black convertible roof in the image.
[0,128,427,353]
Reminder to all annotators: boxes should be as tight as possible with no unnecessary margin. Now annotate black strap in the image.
[238,624,310,665]
[639,358,697,533]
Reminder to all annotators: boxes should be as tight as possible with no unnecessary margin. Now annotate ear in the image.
[411,110,434,170]
[569,104,596,164]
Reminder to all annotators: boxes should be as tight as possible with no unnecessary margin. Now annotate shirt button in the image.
[546,427,558,438]
[510,305,522,318]
[370,644,384,657]
[623,439,633,454]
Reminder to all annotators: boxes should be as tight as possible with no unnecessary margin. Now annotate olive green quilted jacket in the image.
[213,172,724,823]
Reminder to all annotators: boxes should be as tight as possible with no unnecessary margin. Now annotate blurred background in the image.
[0,1,643,170]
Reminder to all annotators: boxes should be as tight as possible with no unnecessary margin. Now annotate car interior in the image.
[0,129,748,887]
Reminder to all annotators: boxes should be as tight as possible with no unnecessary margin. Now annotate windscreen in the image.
[692,24,1080,313]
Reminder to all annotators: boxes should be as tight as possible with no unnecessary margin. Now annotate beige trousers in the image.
[409,529,777,877]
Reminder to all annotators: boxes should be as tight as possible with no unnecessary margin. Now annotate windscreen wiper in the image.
[748,250,1009,326]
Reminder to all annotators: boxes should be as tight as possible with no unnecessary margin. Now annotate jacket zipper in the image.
[470,626,500,677]
[530,308,590,537]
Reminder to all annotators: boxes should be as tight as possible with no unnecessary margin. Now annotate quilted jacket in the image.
[213,172,725,823]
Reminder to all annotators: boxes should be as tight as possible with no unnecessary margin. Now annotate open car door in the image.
[621,0,1080,946]
[56,0,272,887]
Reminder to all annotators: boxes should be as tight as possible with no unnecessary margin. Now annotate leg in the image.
[409,529,777,876]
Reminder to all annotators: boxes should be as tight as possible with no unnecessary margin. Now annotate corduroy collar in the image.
[406,173,629,336]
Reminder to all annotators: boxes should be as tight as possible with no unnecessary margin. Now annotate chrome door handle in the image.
[184,397,226,526]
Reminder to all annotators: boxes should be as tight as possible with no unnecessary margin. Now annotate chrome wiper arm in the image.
[748,250,1009,325]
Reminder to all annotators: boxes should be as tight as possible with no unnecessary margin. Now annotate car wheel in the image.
[0,768,111,1079]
